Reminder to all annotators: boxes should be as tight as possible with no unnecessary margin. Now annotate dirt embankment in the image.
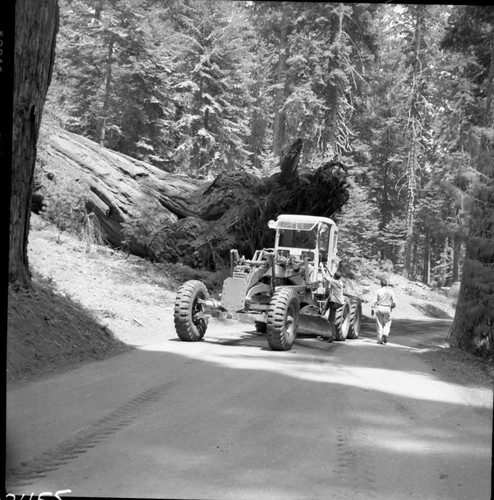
[7,214,493,391]
[8,214,178,386]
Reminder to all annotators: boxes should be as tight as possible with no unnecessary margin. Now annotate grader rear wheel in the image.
[334,298,351,341]
[347,298,362,339]
[266,288,300,351]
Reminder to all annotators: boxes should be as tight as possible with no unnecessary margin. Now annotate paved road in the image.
[6,317,492,499]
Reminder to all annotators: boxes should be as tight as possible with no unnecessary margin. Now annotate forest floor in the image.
[7,214,493,394]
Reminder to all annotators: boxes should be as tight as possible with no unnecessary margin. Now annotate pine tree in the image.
[352,5,410,264]
[352,5,453,275]
[250,2,379,167]
[167,0,254,176]
[46,0,175,167]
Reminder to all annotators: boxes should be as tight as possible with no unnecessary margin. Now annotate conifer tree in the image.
[166,0,254,175]
[353,4,453,275]
[46,0,175,167]
[251,2,378,166]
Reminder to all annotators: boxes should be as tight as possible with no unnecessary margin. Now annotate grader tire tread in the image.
[347,298,362,339]
[174,280,209,341]
[334,298,351,341]
[266,288,300,351]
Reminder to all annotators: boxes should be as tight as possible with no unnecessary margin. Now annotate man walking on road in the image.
[371,278,396,345]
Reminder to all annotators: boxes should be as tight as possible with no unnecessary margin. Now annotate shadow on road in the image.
[6,315,490,500]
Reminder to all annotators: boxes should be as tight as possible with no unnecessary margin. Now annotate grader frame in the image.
[174,214,362,351]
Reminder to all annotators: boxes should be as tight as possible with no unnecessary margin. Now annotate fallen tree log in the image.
[35,125,349,269]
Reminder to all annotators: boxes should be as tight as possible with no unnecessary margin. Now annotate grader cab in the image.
[174,214,362,351]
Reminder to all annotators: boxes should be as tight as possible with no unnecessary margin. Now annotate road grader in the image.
[174,214,362,351]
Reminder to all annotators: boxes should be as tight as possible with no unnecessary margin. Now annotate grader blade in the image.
[298,313,333,338]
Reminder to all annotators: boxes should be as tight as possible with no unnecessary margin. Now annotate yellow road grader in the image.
[174,214,362,351]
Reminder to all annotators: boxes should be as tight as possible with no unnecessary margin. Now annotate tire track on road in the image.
[382,392,455,499]
[332,424,378,499]
[7,380,177,488]
[322,377,379,499]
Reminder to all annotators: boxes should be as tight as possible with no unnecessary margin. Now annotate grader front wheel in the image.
[266,288,300,351]
[174,280,209,341]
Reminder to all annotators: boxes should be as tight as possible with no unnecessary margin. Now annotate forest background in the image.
[38,1,493,356]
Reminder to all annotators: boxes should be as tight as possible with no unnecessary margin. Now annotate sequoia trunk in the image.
[10,0,59,285]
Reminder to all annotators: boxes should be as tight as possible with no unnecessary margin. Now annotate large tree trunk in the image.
[449,227,494,358]
[36,126,350,269]
[404,4,426,279]
[449,131,494,358]
[449,23,494,358]
[325,3,344,155]
[422,227,431,284]
[100,38,114,147]
[451,233,461,283]
[9,0,59,285]
[272,4,289,159]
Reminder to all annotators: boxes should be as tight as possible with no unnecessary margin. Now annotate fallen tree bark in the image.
[36,125,349,269]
